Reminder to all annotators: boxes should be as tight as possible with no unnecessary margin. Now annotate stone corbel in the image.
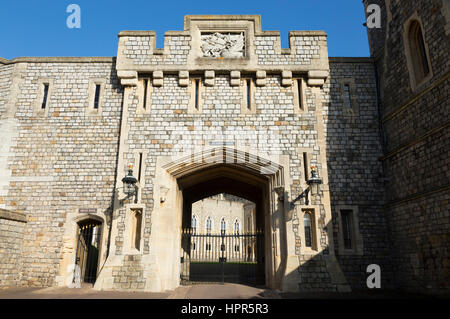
[282,71,293,87]
[153,71,164,87]
[230,71,241,87]
[117,70,138,86]
[204,70,215,87]
[179,71,189,87]
[307,70,329,87]
[256,70,266,86]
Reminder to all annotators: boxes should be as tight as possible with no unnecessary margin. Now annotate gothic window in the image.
[131,209,142,251]
[234,219,240,234]
[343,84,352,108]
[304,212,313,248]
[406,19,431,87]
[206,217,212,233]
[191,215,197,232]
[221,218,226,233]
[341,210,354,250]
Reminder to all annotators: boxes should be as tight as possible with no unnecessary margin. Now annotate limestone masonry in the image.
[0,7,448,295]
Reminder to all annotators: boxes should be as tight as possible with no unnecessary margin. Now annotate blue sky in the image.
[0,1,370,59]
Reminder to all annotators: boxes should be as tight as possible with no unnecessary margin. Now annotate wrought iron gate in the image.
[75,222,102,284]
[180,229,264,285]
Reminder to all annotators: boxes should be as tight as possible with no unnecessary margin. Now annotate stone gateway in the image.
[0,8,448,296]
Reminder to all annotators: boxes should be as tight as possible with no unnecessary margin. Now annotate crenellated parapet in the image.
[116,15,329,87]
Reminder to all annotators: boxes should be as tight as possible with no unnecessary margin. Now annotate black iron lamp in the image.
[122,164,137,199]
[307,165,323,197]
[289,165,323,206]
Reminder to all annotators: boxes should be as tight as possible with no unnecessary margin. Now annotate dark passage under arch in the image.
[178,164,269,286]
[75,219,102,284]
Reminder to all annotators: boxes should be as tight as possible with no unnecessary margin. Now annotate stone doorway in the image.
[75,219,102,284]
[180,193,265,285]
[147,147,288,292]
[177,165,269,287]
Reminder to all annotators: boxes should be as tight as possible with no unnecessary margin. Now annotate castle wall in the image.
[0,209,26,287]
[326,58,393,289]
[0,59,123,287]
[2,10,443,294]
[364,0,450,293]
[0,63,14,118]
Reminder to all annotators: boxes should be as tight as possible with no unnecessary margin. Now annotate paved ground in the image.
[0,284,442,299]
[0,283,277,299]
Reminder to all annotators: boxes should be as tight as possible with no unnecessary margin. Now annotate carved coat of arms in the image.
[200,32,245,58]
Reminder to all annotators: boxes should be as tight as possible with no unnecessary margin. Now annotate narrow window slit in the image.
[41,83,49,109]
[304,212,312,248]
[94,84,101,109]
[344,84,351,108]
[138,152,143,182]
[246,79,251,110]
[194,79,200,110]
[297,79,303,110]
[341,210,353,249]
[303,152,309,182]
[143,79,148,110]
[132,210,142,251]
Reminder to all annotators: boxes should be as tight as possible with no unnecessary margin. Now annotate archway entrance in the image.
[75,219,102,284]
[175,163,273,287]
[181,193,264,285]
[154,147,287,291]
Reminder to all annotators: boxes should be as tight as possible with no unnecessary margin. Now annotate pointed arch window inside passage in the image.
[191,215,197,232]
[206,217,212,234]
[408,20,430,85]
[221,218,226,233]
[304,212,312,248]
[234,219,240,234]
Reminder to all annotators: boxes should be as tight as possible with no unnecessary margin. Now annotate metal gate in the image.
[75,221,102,284]
[180,229,264,285]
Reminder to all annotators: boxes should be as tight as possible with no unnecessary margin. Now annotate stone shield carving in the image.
[201,32,245,58]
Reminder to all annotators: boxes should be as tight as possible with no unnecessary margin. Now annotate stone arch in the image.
[149,146,288,290]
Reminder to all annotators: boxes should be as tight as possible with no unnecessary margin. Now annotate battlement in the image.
[116,15,329,86]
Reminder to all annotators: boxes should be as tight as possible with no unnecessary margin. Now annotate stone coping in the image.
[117,30,326,38]
[0,209,27,223]
[329,57,373,63]
[0,57,115,65]
[289,31,328,37]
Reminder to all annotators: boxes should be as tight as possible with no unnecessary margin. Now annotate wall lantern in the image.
[122,164,138,202]
[287,165,323,206]
[307,165,323,197]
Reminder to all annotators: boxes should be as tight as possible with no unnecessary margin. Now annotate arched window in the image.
[407,20,430,85]
[234,219,240,234]
[206,217,212,233]
[304,212,312,248]
[220,218,226,233]
[191,215,197,232]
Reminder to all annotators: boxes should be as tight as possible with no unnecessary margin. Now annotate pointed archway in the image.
[151,147,288,290]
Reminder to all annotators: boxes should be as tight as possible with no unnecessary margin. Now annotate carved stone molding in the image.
[200,32,245,58]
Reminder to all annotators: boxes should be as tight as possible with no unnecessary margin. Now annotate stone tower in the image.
[363,0,450,293]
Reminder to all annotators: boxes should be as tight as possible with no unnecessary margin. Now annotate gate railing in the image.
[75,223,102,284]
[180,229,264,285]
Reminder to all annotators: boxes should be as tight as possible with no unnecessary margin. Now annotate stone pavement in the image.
[0,284,440,299]
[0,283,279,299]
